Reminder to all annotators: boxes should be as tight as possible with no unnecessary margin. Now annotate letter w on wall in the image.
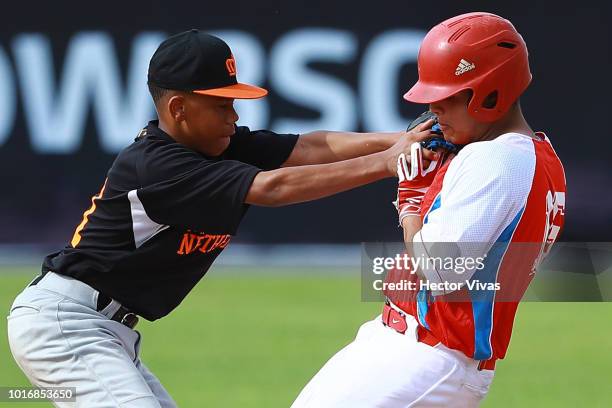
[13,32,164,153]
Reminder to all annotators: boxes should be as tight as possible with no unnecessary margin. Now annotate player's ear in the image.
[167,95,186,123]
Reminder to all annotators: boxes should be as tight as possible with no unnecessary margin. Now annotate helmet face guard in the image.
[404,12,532,123]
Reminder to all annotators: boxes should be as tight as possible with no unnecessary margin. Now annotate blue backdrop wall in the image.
[0,0,609,244]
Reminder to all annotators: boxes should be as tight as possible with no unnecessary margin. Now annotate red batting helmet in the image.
[404,12,532,122]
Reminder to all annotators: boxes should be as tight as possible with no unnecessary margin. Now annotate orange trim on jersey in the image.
[71,179,107,248]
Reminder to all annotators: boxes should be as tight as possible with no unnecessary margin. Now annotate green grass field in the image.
[1,267,611,407]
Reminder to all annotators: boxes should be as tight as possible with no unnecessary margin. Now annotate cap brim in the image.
[193,83,268,99]
[403,81,466,104]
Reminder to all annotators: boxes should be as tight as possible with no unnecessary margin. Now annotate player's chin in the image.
[443,134,457,143]
[442,130,466,145]
[202,137,231,157]
[216,136,231,154]
[440,129,455,142]
[439,125,452,138]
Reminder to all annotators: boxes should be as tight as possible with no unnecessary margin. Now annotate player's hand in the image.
[394,141,446,223]
[384,119,437,176]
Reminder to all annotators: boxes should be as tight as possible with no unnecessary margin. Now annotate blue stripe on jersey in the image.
[418,194,440,328]
[469,207,525,360]
[423,194,442,225]
[416,289,431,330]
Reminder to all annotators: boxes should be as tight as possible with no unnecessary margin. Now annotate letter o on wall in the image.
[0,45,16,147]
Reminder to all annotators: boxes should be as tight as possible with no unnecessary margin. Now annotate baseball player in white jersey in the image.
[292,12,566,408]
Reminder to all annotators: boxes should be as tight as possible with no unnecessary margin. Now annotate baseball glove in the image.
[407,111,461,154]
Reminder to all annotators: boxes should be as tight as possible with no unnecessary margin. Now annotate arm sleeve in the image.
[412,141,536,291]
[136,143,261,234]
[223,126,299,170]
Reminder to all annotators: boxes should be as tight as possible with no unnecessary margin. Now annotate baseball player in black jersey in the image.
[7,29,437,407]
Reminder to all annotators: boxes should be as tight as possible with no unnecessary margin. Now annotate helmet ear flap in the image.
[482,91,499,109]
[467,87,502,122]
[467,55,524,122]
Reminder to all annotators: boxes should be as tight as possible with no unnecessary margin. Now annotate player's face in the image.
[429,90,489,145]
[182,94,239,156]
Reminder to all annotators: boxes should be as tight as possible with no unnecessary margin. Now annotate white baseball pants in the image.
[292,314,494,408]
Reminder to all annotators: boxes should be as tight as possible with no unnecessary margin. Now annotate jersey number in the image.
[533,190,566,271]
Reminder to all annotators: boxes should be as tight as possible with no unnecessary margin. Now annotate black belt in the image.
[30,274,139,329]
[96,293,139,329]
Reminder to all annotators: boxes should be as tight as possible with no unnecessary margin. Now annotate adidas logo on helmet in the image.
[455,59,475,76]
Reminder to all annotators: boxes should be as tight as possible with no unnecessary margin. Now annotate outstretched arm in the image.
[247,121,435,207]
[282,131,403,167]
[247,150,390,206]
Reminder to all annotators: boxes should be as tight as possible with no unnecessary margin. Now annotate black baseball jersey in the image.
[42,121,298,320]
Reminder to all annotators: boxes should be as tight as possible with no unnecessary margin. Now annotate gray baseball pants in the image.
[7,272,177,407]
